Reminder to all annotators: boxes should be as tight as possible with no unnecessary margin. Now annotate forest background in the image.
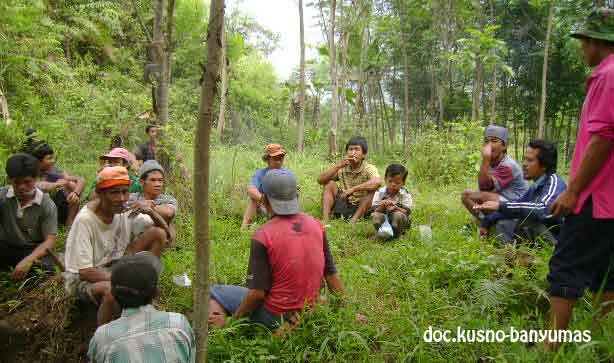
[1,0,613,362]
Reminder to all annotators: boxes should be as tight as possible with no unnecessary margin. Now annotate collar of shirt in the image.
[533,174,547,188]
[121,304,156,318]
[7,186,44,210]
[344,161,366,174]
[587,54,614,88]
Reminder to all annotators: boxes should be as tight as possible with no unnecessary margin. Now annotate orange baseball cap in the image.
[96,166,131,190]
[264,144,286,158]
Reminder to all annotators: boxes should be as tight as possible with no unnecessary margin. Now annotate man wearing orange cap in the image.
[241,144,287,230]
[84,148,142,201]
[64,166,170,326]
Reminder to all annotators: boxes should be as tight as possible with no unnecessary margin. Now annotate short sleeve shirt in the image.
[371,187,413,213]
[570,54,614,217]
[64,205,153,274]
[0,187,58,249]
[129,192,178,213]
[480,155,528,201]
[334,161,380,205]
[250,168,272,193]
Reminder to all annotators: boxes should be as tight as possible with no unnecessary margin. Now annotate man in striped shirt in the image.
[474,140,566,245]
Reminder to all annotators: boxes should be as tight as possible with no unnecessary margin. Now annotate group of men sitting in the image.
[462,125,567,245]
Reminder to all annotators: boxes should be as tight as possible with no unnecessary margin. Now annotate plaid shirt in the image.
[88,305,195,363]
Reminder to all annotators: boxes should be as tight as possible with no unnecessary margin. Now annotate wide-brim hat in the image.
[262,169,299,215]
[570,8,614,42]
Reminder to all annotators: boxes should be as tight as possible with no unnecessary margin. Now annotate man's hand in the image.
[479,226,489,239]
[66,191,80,205]
[11,257,34,280]
[340,188,355,200]
[128,203,154,218]
[54,179,69,190]
[473,200,500,213]
[336,158,351,169]
[482,143,493,161]
[129,199,155,210]
[550,190,578,217]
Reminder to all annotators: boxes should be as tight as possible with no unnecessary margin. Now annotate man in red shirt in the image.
[548,8,614,348]
[208,169,344,330]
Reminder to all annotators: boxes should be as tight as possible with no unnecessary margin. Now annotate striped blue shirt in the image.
[88,305,195,363]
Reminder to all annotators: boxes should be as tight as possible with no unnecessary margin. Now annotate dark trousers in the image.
[0,242,55,273]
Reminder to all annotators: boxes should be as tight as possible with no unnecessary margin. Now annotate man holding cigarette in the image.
[318,136,381,224]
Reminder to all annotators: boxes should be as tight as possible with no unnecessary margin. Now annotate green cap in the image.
[571,8,614,42]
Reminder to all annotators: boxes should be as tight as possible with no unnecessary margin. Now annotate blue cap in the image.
[262,169,299,215]
[485,125,509,145]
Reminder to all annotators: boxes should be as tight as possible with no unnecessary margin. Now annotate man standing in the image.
[318,136,381,224]
[134,124,158,168]
[474,140,566,245]
[64,166,169,326]
[461,125,528,234]
[209,169,344,330]
[241,144,287,230]
[88,253,195,363]
[547,9,614,347]
[0,154,57,280]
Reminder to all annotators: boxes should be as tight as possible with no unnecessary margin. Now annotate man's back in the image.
[88,305,195,363]
[252,213,327,314]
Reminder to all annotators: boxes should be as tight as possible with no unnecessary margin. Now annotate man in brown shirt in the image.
[318,136,381,223]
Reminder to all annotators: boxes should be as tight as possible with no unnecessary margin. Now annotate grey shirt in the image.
[0,186,58,249]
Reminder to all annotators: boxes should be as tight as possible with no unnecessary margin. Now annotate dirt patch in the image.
[0,275,96,363]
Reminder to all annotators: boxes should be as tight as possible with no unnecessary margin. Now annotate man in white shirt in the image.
[64,166,170,326]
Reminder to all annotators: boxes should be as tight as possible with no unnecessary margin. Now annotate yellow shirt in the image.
[334,161,380,205]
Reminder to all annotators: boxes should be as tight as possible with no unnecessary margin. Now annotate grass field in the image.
[1,140,613,362]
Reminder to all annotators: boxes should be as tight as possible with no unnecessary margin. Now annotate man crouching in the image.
[64,166,170,326]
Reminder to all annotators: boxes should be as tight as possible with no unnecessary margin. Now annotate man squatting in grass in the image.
[546,8,614,349]
[241,143,287,230]
[318,136,381,224]
[28,141,85,227]
[88,253,195,363]
[129,160,178,244]
[64,166,170,326]
[209,169,345,331]
[461,125,528,237]
[473,140,566,245]
[0,153,57,280]
[371,164,413,239]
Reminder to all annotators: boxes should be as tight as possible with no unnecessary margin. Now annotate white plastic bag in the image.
[377,215,394,240]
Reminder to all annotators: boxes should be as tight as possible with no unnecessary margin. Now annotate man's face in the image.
[40,154,55,172]
[386,174,405,196]
[9,177,37,200]
[346,145,365,165]
[142,170,164,197]
[266,155,284,169]
[148,127,159,139]
[485,137,505,160]
[99,185,130,214]
[580,38,600,67]
[522,147,546,180]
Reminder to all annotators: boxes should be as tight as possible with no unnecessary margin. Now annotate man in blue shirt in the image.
[241,144,287,229]
[474,139,567,245]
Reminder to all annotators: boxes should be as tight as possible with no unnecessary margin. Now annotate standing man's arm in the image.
[551,135,614,216]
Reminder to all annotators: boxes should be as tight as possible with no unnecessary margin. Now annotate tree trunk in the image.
[379,79,393,145]
[194,0,224,361]
[401,17,411,156]
[217,24,228,139]
[0,87,10,125]
[538,1,554,139]
[152,0,169,124]
[328,0,338,157]
[357,22,369,129]
[472,59,483,122]
[312,91,320,129]
[298,0,306,153]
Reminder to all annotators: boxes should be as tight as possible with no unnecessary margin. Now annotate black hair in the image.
[112,285,156,309]
[145,124,157,134]
[384,164,408,182]
[30,142,54,161]
[6,153,40,179]
[345,136,368,154]
[528,139,558,174]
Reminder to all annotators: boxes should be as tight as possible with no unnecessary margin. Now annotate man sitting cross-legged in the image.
[318,136,381,224]
[64,166,170,326]
[0,154,58,280]
[88,253,195,363]
[129,160,178,243]
[209,169,344,331]
[241,143,287,230]
[461,125,528,235]
[473,139,567,245]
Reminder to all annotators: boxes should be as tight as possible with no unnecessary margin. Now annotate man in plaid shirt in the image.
[88,253,195,363]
